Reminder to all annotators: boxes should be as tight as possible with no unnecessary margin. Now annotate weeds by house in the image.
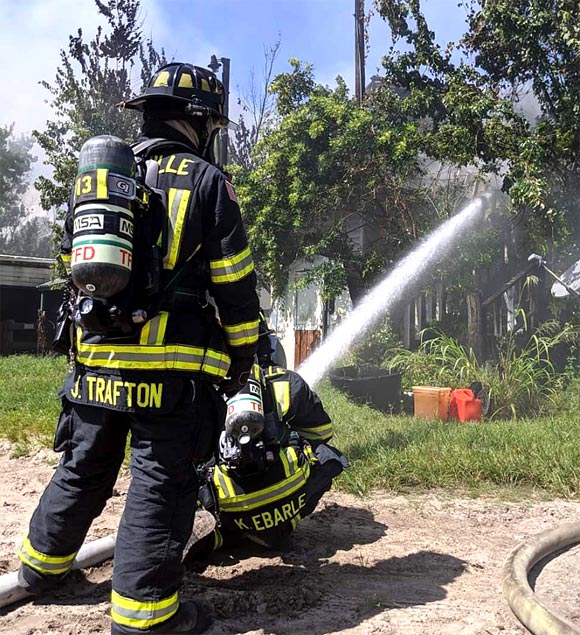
[387,317,578,418]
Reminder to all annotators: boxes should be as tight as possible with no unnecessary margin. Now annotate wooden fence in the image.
[393,261,552,362]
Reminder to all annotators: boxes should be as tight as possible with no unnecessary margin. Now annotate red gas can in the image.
[449,389,482,422]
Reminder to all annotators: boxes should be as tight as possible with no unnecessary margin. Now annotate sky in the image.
[0,0,471,206]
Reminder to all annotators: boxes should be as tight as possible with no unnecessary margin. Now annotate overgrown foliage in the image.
[387,316,578,419]
[375,0,580,267]
[342,316,401,367]
[233,59,455,301]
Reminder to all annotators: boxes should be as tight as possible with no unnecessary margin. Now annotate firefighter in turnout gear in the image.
[17,62,260,634]
[185,313,348,561]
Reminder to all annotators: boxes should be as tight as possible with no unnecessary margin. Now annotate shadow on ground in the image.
[183,504,467,635]
[188,550,468,635]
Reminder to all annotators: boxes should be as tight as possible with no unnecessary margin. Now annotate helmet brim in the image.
[119,93,191,111]
[118,94,230,126]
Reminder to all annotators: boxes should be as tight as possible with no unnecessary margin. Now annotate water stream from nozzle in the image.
[298,194,493,388]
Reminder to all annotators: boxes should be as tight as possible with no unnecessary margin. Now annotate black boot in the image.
[111,599,214,634]
[17,563,70,595]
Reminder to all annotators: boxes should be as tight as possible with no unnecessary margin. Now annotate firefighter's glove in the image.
[220,357,253,398]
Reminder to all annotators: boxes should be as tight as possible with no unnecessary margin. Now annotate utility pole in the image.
[208,55,231,167]
[354,0,366,105]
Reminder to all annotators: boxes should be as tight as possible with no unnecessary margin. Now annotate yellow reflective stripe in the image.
[302,443,319,465]
[218,470,309,512]
[96,168,108,199]
[210,246,254,284]
[18,536,77,575]
[250,363,261,381]
[60,253,72,274]
[217,460,310,512]
[272,381,290,420]
[222,319,259,347]
[153,71,170,87]
[279,446,299,478]
[111,590,179,629]
[213,466,237,498]
[213,529,223,551]
[291,514,301,529]
[264,366,285,378]
[76,338,230,377]
[139,312,169,346]
[165,188,191,270]
[279,446,291,477]
[293,423,333,442]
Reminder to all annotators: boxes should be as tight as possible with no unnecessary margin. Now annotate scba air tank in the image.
[71,135,137,298]
[225,365,265,444]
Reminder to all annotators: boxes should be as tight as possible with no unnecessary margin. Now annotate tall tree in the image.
[34,0,165,218]
[233,59,442,301]
[461,0,580,258]
[374,0,580,263]
[230,37,281,169]
[0,124,50,257]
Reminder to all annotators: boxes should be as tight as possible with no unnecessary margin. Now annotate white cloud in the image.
[0,0,105,136]
[0,0,252,214]
[0,0,233,136]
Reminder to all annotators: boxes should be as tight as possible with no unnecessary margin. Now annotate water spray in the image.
[299,192,496,388]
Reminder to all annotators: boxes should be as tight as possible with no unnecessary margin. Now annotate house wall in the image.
[270,257,352,369]
[0,255,61,355]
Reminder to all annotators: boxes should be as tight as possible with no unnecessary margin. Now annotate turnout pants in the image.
[19,379,222,632]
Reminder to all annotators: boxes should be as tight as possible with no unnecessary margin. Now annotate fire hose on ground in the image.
[503,521,580,635]
[0,510,216,610]
[1,515,579,630]
[0,534,116,609]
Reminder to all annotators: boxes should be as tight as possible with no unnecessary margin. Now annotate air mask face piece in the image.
[203,123,223,165]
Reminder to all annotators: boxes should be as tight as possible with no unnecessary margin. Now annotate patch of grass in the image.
[0,354,66,450]
[2,356,579,501]
[318,381,580,499]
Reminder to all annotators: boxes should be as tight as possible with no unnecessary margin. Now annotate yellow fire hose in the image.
[503,521,580,635]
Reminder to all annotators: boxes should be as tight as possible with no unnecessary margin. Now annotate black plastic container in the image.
[329,365,402,413]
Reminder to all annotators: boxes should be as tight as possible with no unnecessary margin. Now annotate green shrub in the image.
[341,316,401,367]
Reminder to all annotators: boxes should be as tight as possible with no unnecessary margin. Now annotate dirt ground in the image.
[0,440,579,635]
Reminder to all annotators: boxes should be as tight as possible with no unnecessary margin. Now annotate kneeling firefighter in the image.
[185,313,349,561]
[17,62,260,635]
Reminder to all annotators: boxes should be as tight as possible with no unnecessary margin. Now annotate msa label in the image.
[74,214,104,232]
[119,217,134,237]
